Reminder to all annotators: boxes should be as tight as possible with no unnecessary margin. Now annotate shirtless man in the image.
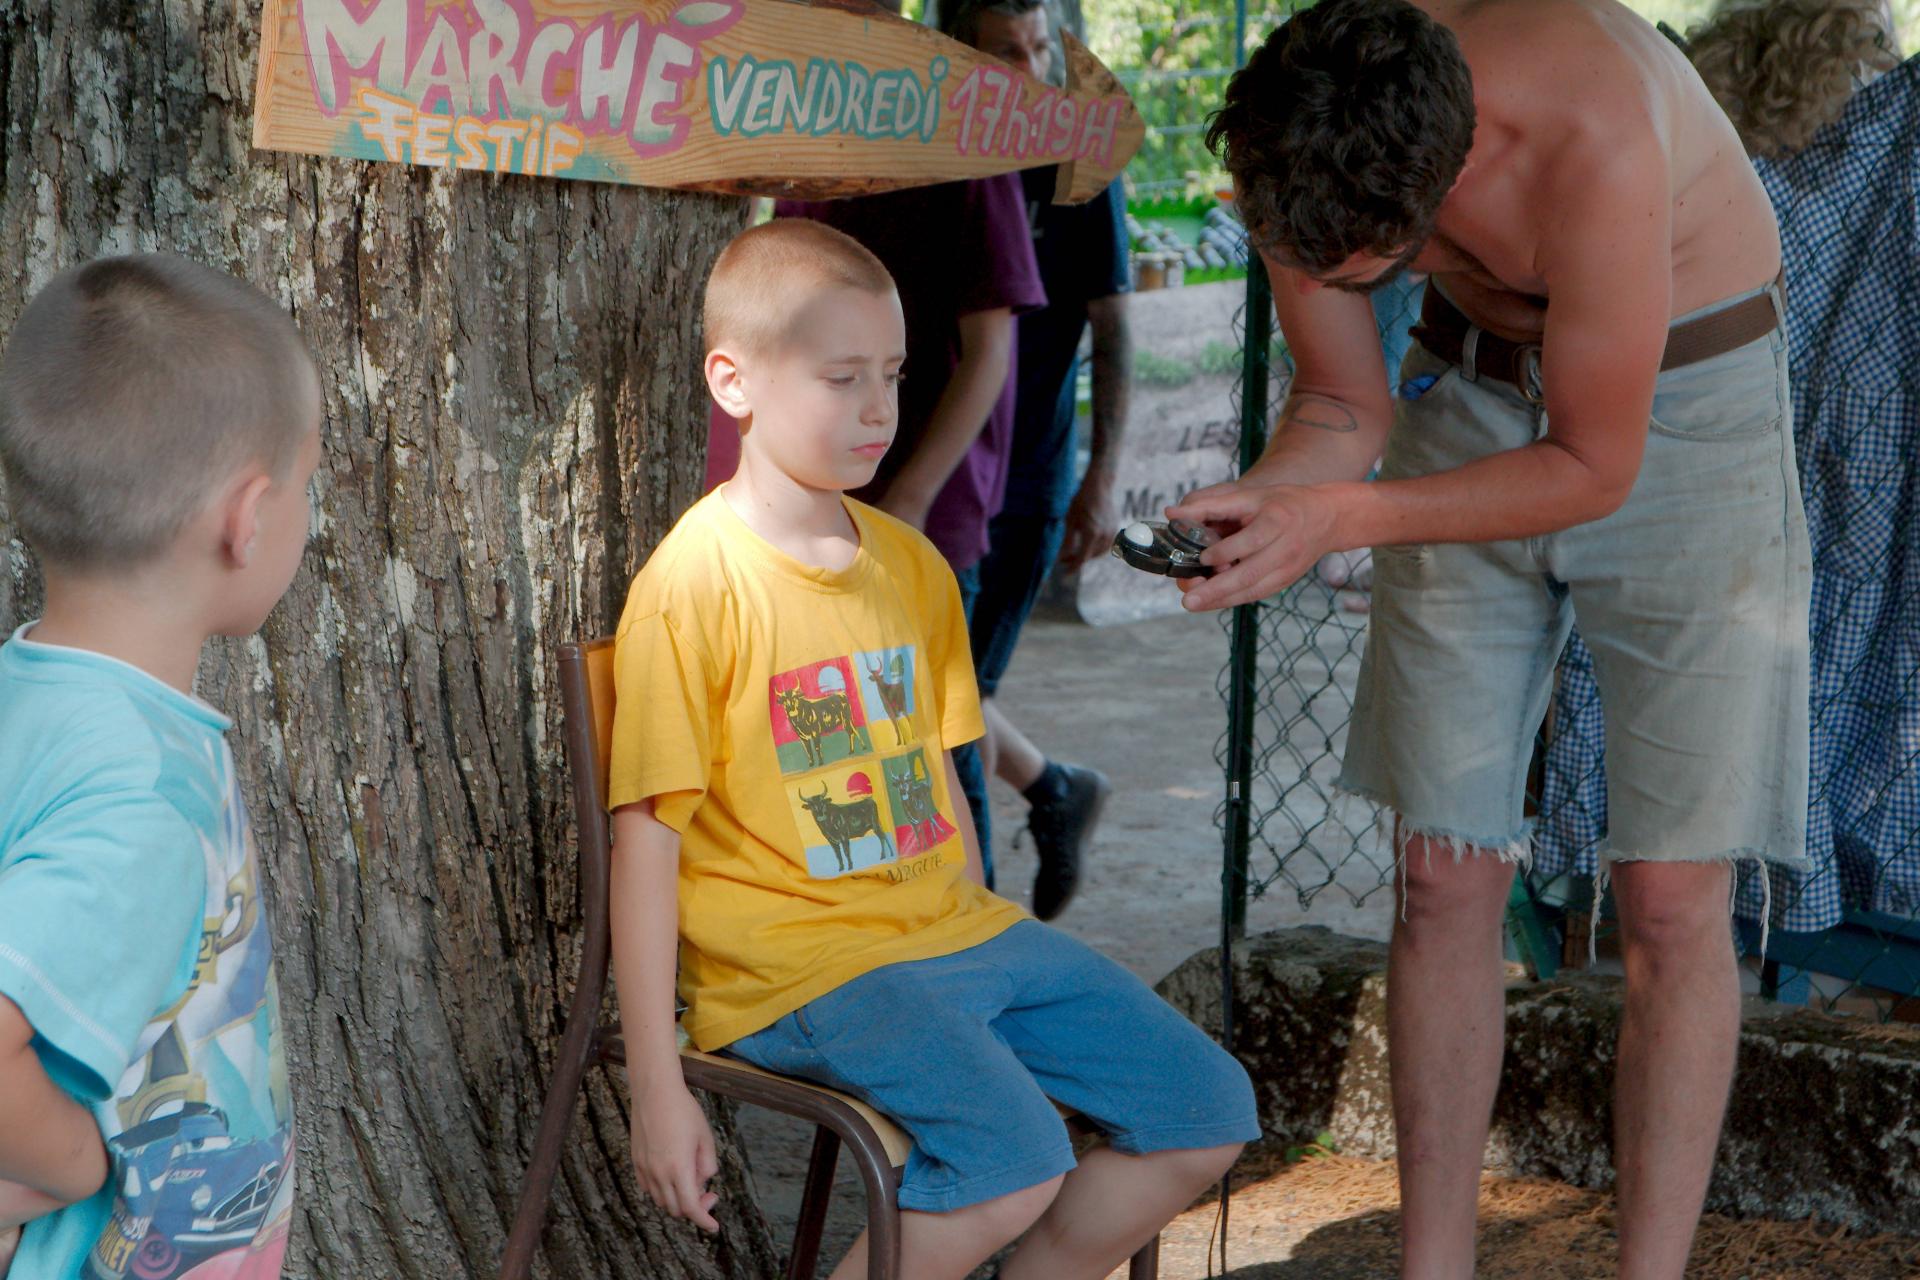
[1179,2,1811,1277]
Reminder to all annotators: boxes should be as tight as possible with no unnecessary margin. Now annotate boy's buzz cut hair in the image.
[0,253,316,571]
[703,219,896,358]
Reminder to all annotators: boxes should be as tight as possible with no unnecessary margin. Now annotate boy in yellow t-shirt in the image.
[608,219,1257,1280]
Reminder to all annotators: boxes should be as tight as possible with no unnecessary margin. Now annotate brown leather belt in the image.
[1408,272,1783,405]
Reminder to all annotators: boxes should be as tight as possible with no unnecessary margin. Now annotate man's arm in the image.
[1058,293,1133,568]
[877,307,1013,529]
[1242,253,1401,487]
[0,996,107,1209]
[1173,155,1671,611]
[609,801,719,1233]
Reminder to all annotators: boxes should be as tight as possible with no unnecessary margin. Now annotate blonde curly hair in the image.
[1686,0,1902,157]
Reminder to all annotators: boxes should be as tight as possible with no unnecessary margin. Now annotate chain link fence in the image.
[1215,56,1920,1018]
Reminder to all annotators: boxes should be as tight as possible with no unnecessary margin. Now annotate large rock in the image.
[1157,926,1920,1234]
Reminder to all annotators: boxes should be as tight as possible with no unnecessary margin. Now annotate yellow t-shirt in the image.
[610,490,1027,1050]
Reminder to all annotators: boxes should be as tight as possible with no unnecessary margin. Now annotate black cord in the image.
[1211,871,1239,1275]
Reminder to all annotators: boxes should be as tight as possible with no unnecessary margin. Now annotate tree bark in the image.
[0,3,776,1277]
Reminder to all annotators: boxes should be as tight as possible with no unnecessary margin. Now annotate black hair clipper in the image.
[1110,519,1218,578]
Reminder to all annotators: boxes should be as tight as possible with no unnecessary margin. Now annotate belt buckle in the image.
[1516,344,1545,406]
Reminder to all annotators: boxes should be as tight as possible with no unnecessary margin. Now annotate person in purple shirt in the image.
[943,0,1135,922]
[773,178,1046,573]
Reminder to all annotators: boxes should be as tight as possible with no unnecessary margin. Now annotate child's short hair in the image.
[703,219,896,358]
[0,253,316,570]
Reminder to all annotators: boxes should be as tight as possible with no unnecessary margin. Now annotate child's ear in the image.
[219,469,275,569]
[706,348,751,421]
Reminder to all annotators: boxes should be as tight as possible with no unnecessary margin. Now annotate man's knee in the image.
[1611,859,1735,956]
[1396,832,1517,929]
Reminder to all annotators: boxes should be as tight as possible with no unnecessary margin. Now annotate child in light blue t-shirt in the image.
[0,255,321,1280]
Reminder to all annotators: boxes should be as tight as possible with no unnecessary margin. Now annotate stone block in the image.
[1157,926,1920,1233]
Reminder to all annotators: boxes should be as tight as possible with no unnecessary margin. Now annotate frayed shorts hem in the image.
[1591,843,1812,874]
[1335,784,1536,869]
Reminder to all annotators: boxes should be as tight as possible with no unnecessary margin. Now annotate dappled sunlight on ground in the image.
[1120,1148,1920,1279]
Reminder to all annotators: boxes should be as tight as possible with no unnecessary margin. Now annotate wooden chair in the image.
[499,639,1159,1280]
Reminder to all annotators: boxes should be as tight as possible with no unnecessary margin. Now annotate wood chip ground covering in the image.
[1117,1149,1920,1279]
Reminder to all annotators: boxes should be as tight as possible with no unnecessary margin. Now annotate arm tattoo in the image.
[1288,394,1359,433]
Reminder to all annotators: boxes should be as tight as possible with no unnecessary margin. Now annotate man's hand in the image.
[630,1079,720,1233]
[1166,480,1342,612]
[1057,469,1119,570]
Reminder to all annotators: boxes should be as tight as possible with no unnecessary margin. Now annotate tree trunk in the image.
[0,3,777,1277]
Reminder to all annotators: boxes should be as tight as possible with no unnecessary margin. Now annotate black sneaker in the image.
[1026,763,1110,921]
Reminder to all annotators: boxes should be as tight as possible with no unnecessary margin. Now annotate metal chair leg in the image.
[786,1126,842,1280]
[1128,1233,1160,1279]
[843,1128,902,1280]
[497,1027,602,1280]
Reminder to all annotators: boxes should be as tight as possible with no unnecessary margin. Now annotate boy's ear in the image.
[705,348,751,421]
[219,469,275,570]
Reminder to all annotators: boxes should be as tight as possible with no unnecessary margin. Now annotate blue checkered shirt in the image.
[1532,57,1920,931]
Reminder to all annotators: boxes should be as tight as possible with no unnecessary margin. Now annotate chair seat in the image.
[597,1031,915,1168]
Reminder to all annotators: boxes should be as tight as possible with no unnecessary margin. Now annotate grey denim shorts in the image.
[1340,280,1813,875]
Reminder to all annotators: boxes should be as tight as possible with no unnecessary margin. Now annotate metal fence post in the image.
[1224,264,1270,941]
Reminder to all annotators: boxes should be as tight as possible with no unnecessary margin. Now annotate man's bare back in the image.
[1416,0,1780,341]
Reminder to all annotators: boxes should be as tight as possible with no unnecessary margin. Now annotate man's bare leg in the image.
[1608,860,1739,1280]
[827,1174,1065,1280]
[1000,1143,1243,1280]
[1389,830,1516,1280]
[983,697,1046,791]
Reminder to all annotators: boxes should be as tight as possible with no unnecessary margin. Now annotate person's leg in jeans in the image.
[971,507,1108,919]
[951,562,993,889]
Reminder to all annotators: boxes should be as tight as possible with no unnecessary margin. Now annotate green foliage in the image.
[1091,0,1918,198]
[1284,1130,1341,1163]
[1133,349,1199,386]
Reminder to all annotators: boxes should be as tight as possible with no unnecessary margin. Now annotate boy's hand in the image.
[0,1222,19,1277]
[631,1080,720,1232]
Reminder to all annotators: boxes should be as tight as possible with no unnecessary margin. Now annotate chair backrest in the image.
[558,638,617,812]
[554,638,618,1018]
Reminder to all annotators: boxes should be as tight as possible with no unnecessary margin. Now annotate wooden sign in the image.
[1073,280,1251,626]
[252,0,1143,203]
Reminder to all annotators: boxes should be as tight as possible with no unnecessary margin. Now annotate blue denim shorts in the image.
[722,920,1260,1212]
[1341,280,1813,874]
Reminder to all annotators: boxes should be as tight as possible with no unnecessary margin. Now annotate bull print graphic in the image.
[770,657,873,775]
[796,777,895,873]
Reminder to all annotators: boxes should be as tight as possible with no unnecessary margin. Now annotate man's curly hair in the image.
[1206,0,1475,275]
[1686,0,1901,158]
